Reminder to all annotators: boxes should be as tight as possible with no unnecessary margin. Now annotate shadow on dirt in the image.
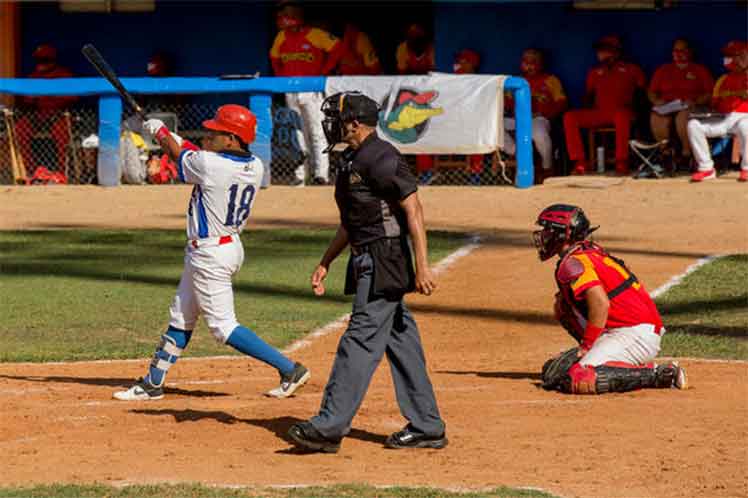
[0,374,229,397]
[129,410,388,447]
[436,370,542,380]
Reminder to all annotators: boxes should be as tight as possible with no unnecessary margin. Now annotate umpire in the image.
[287,91,447,453]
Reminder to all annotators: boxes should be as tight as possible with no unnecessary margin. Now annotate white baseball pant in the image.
[168,237,244,343]
[579,323,664,367]
[502,116,553,170]
[285,92,329,183]
[687,112,748,171]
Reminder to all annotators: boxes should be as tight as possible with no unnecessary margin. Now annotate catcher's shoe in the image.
[672,362,688,390]
[287,421,341,453]
[690,169,716,182]
[265,362,310,399]
[738,170,748,182]
[113,378,164,401]
[385,425,448,450]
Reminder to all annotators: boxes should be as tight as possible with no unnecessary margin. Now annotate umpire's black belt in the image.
[350,238,398,256]
[350,244,370,256]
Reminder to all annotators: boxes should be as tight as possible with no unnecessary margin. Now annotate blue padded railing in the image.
[0,75,534,187]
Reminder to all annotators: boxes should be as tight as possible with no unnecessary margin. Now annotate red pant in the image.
[15,113,71,171]
[563,109,633,165]
[416,154,484,174]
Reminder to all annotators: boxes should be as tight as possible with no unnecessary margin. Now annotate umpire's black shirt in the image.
[335,132,417,247]
[335,132,418,297]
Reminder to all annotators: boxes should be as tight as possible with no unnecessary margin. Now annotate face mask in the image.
[521,61,539,75]
[724,56,738,71]
[673,49,689,65]
[277,14,302,30]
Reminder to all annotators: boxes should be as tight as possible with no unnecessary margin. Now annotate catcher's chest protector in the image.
[555,242,639,322]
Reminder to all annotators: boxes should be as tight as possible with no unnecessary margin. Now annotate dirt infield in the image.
[1,178,746,498]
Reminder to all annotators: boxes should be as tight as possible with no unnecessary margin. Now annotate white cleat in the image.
[266,363,310,398]
[113,378,164,401]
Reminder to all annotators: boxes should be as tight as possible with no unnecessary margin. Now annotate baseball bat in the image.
[3,109,27,184]
[81,44,145,119]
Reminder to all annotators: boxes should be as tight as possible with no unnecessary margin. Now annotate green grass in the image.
[656,254,748,360]
[0,483,557,498]
[0,229,464,362]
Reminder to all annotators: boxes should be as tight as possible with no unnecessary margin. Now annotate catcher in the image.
[534,204,688,394]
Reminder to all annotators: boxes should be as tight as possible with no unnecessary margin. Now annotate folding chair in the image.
[629,139,668,179]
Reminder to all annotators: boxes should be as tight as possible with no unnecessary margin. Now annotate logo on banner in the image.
[378,88,444,144]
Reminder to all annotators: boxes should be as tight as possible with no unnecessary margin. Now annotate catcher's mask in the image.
[320,91,379,153]
[533,204,598,261]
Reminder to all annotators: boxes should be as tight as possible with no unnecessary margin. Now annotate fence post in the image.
[250,92,273,188]
[97,94,121,187]
[505,76,534,188]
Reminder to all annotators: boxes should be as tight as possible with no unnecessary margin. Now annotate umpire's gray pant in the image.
[310,252,445,440]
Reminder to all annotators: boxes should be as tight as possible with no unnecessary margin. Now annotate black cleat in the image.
[287,421,341,453]
[385,425,448,449]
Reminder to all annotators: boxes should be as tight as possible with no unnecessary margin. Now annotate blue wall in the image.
[21,1,273,77]
[435,1,747,106]
[20,1,746,107]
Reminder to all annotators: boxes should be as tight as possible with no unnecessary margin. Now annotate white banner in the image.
[325,73,506,154]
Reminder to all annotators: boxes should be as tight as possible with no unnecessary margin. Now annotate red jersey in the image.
[338,26,381,76]
[24,66,78,111]
[270,27,343,76]
[396,42,435,75]
[712,72,748,113]
[586,61,646,112]
[649,62,714,104]
[555,243,662,333]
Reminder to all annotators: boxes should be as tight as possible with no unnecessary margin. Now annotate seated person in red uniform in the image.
[504,48,567,178]
[563,35,646,175]
[453,49,486,185]
[270,1,344,185]
[533,204,688,395]
[649,38,714,166]
[688,40,748,183]
[337,23,381,76]
[16,44,78,173]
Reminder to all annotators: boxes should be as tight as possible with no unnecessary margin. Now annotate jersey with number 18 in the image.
[178,149,263,240]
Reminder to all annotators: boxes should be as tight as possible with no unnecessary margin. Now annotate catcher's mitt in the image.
[541,347,579,390]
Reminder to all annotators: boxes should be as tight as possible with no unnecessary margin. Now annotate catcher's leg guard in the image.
[144,326,192,388]
[565,361,684,394]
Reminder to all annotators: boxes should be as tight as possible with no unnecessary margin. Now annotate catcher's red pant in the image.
[563,108,633,167]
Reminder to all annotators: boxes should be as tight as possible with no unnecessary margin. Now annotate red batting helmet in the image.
[203,105,257,145]
[533,204,597,261]
[32,44,57,61]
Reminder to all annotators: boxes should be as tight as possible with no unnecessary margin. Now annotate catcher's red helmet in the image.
[203,105,257,145]
[533,204,597,261]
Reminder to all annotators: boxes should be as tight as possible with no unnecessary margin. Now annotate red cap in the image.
[722,40,748,56]
[455,49,480,68]
[32,44,57,60]
[203,104,257,145]
[594,35,622,51]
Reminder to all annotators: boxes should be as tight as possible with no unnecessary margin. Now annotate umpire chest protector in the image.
[335,132,418,298]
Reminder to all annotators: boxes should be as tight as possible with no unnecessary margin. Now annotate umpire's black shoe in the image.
[287,421,341,454]
[385,425,448,449]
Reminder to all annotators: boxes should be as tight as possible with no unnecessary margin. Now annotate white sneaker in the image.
[113,378,164,401]
[265,363,310,398]
[673,362,688,390]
